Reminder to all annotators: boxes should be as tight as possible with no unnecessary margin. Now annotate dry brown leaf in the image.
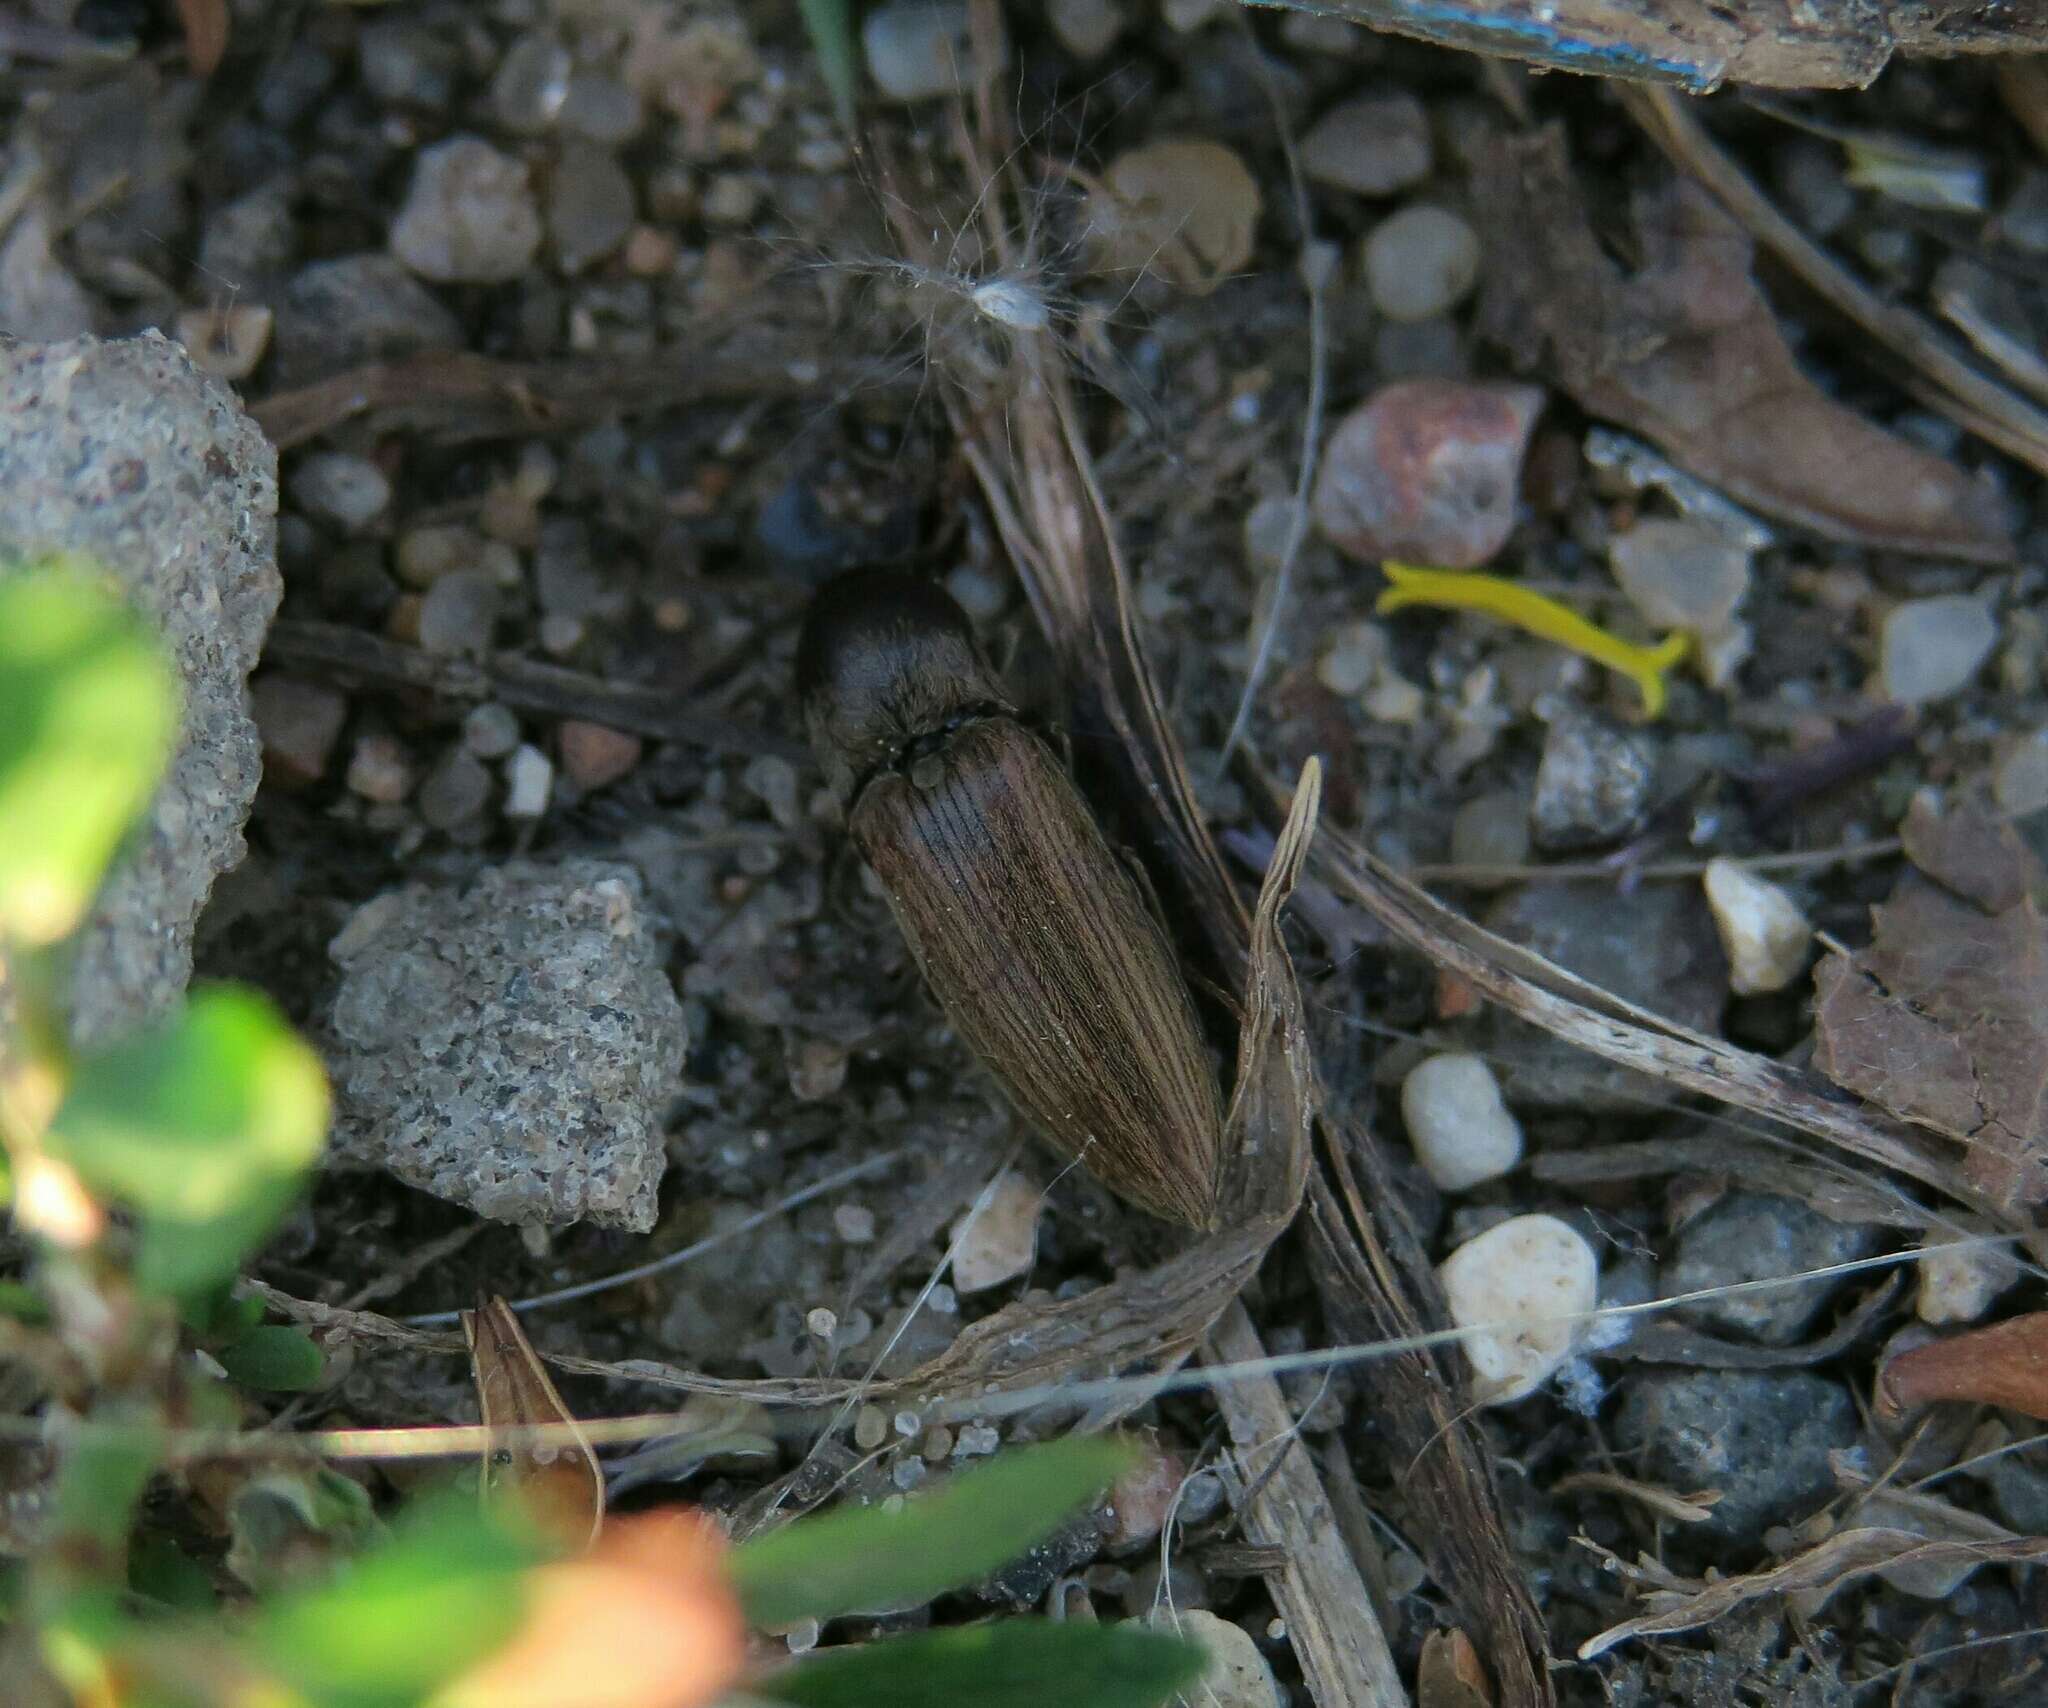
[1475,127,2013,563]
[1813,875,2048,1214]
[434,1509,743,1708]
[1899,793,2042,914]
[1579,1526,2048,1660]
[174,0,228,76]
[1879,1309,2048,1420]
[1419,1628,1493,1708]
[464,1295,606,1552]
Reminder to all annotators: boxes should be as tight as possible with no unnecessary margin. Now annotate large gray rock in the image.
[1659,1192,1878,1345]
[0,332,279,1046]
[326,860,684,1230]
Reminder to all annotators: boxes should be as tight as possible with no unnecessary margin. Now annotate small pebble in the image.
[945,563,1007,621]
[416,748,492,831]
[292,451,391,533]
[955,1423,1000,1457]
[558,720,642,790]
[854,1404,889,1450]
[502,744,553,820]
[893,1409,921,1438]
[1048,0,1123,57]
[547,143,636,274]
[1242,494,1297,571]
[346,733,414,803]
[1312,379,1543,569]
[1438,1213,1598,1405]
[390,137,543,284]
[490,35,571,133]
[788,1037,848,1101]
[1880,594,1998,703]
[1530,712,1654,852]
[1400,1053,1523,1192]
[1362,205,1481,322]
[1300,94,1432,197]
[1701,857,1810,996]
[1607,518,1752,636]
[1450,789,1529,868]
[176,303,273,381]
[561,72,643,145]
[783,1619,820,1655]
[1105,1438,1186,1551]
[742,754,802,829]
[862,1,1009,102]
[538,613,585,657]
[396,524,482,588]
[1994,729,2048,813]
[833,1203,876,1243]
[805,1306,838,1340]
[891,1456,927,1492]
[1149,1611,1281,1708]
[252,677,349,786]
[1915,1227,2017,1325]
[1090,139,1260,295]
[951,1170,1040,1293]
[416,570,500,658]
[1316,621,1388,697]
[463,703,522,759]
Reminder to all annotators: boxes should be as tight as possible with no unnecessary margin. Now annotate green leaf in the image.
[129,1534,217,1615]
[217,1324,324,1391]
[51,1421,160,1558]
[797,0,857,127]
[133,1179,303,1300]
[248,1488,545,1708]
[730,1436,1131,1628]
[757,1619,1207,1708]
[225,1465,378,1595]
[46,985,328,1228]
[0,1280,49,1325]
[0,564,179,947]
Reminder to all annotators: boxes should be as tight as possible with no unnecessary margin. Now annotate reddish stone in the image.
[1312,379,1544,570]
[558,720,643,790]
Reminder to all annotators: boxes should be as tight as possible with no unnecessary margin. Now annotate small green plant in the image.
[0,561,1207,1706]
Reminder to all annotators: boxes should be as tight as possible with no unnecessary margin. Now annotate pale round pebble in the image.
[743,753,802,829]
[1242,494,1297,571]
[346,733,414,803]
[560,72,642,144]
[502,744,553,820]
[1916,1228,2017,1325]
[891,1456,927,1491]
[834,1203,876,1243]
[862,1,1009,102]
[1317,622,1388,696]
[547,143,636,274]
[491,36,571,133]
[1879,594,1998,704]
[1048,0,1123,57]
[396,524,483,588]
[416,570,500,657]
[954,1423,1000,1456]
[1608,518,1753,634]
[417,748,492,830]
[854,1404,889,1450]
[1149,1610,1281,1708]
[1995,729,2048,813]
[292,451,390,532]
[1451,789,1530,868]
[945,563,1008,621]
[1363,205,1481,322]
[1401,1053,1523,1192]
[1089,139,1260,294]
[463,702,522,759]
[558,720,642,790]
[951,1170,1040,1293]
[1301,94,1432,197]
[1438,1213,1598,1404]
[806,1306,838,1340]
[1701,857,1811,996]
[390,137,543,284]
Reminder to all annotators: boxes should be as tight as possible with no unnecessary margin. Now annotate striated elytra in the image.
[798,569,1223,1229]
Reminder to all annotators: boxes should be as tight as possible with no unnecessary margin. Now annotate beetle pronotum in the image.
[798,569,1223,1229]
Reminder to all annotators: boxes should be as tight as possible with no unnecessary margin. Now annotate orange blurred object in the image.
[436,1509,745,1708]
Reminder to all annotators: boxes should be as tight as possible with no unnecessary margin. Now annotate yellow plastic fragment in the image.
[1375,562,1691,719]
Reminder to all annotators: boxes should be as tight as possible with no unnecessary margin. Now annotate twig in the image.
[1216,20,1330,774]
[263,619,804,760]
[1621,85,2048,479]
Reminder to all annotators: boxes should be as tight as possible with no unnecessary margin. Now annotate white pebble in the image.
[950,1170,1040,1292]
[1994,728,2048,813]
[1362,205,1481,322]
[1401,1053,1523,1192]
[833,1203,876,1243]
[1438,1213,1598,1405]
[806,1306,838,1340]
[1607,519,1753,634]
[862,1,1008,102]
[1701,857,1810,996]
[1879,594,1998,704]
[293,452,391,533]
[1048,0,1123,57]
[1300,94,1432,197]
[1916,1227,2017,1324]
[1148,1611,1281,1708]
[390,137,543,284]
[1316,621,1388,697]
[502,744,553,820]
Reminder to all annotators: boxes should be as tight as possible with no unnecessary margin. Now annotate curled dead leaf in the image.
[1878,1309,2048,1421]
[464,1294,606,1552]
[1087,140,1260,296]
[435,1509,744,1708]
[1419,1627,1493,1708]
